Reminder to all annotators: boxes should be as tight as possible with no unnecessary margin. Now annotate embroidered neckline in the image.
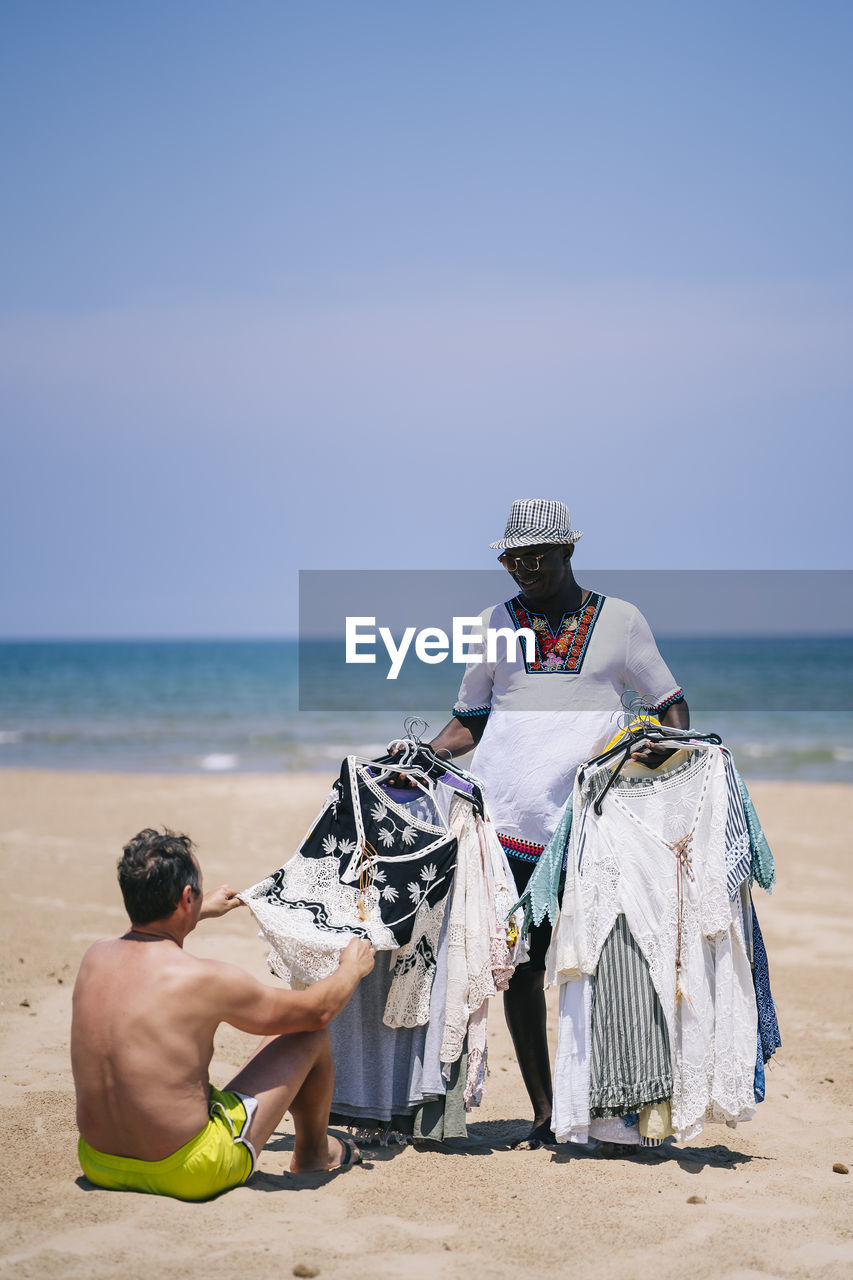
[357,763,446,835]
[505,592,605,674]
[519,595,588,637]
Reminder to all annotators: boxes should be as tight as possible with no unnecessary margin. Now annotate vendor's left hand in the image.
[629,739,676,768]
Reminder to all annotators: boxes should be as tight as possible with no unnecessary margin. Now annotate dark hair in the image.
[117,828,200,925]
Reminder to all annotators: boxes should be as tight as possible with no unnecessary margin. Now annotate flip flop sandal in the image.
[334,1137,363,1170]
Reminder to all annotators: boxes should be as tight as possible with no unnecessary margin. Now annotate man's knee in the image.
[506,964,545,996]
[277,1025,331,1060]
[306,1025,331,1056]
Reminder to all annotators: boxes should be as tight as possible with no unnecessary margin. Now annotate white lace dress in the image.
[440,797,523,1106]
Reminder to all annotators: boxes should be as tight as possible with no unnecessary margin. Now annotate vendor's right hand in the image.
[340,938,375,979]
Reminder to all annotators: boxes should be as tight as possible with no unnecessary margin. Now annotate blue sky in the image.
[1,1,851,636]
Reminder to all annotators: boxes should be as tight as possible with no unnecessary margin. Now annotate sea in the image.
[0,638,851,782]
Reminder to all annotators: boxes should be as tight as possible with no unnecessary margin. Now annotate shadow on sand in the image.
[76,1129,760,1199]
[262,1119,526,1165]
[250,1128,376,1191]
[550,1139,759,1171]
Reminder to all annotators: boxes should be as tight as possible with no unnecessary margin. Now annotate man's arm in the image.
[630,698,690,764]
[431,608,493,759]
[428,716,486,759]
[211,938,375,1037]
[388,717,484,785]
[660,699,689,731]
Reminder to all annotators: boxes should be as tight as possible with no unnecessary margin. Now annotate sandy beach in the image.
[1,769,851,1280]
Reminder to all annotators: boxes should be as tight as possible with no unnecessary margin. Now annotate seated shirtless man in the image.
[72,827,375,1201]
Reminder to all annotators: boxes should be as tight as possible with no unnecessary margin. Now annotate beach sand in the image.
[1,770,851,1280]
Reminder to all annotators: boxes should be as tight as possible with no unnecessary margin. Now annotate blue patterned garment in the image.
[754,1035,766,1103]
[736,771,776,892]
[752,901,782,1102]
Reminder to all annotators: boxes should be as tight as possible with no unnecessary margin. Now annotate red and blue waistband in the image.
[497,832,546,863]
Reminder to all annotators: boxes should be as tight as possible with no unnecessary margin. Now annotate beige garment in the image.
[440,797,493,1067]
[639,1099,673,1141]
[441,798,526,1107]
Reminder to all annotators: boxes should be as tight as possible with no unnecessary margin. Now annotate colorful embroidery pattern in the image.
[505,593,604,674]
[498,832,546,863]
[648,688,684,715]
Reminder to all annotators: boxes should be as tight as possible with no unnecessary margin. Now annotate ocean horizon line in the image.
[3,632,853,643]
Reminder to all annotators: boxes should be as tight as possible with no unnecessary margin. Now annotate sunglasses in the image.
[498,551,551,573]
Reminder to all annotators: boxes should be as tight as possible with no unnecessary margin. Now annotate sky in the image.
[1,1,851,637]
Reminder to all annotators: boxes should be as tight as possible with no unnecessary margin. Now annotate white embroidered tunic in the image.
[453,594,681,849]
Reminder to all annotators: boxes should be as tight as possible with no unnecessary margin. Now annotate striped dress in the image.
[588,914,672,1117]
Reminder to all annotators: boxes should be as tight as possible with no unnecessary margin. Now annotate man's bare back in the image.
[73,935,240,1160]
[72,829,374,1196]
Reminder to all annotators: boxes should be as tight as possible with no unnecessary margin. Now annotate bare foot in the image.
[290,1135,362,1174]
[510,1120,557,1151]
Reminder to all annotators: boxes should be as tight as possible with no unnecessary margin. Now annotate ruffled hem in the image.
[589,1075,673,1118]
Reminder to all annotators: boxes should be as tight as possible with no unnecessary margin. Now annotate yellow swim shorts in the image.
[78,1086,258,1201]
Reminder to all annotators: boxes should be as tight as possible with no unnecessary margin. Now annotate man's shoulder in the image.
[82,936,116,958]
[597,592,635,608]
[76,936,124,974]
[78,939,240,987]
[475,600,516,624]
[146,951,259,1022]
[175,951,258,995]
[596,594,642,623]
[167,949,242,987]
[456,603,509,634]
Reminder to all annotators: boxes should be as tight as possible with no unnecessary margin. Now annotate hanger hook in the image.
[403,716,429,744]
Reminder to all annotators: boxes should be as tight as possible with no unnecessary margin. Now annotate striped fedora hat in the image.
[489,498,583,551]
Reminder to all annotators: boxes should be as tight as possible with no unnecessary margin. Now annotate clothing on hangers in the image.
[512,731,775,932]
[439,795,522,1104]
[242,745,523,1144]
[241,755,465,1026]
[548,739,761,1144]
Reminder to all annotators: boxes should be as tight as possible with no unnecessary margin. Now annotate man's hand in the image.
[338,938,375,980]
[199,885,245,920]
[385,738,421,788]
[385,722,474,788]
[629,739,677,768]
[630,698,691,767]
